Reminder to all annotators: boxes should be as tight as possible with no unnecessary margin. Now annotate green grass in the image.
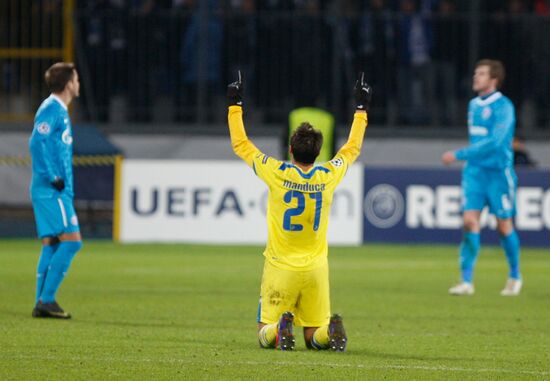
[1,240,549,380]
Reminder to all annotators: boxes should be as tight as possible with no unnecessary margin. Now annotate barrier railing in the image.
[1,5,549,130]
[0,0,75,123]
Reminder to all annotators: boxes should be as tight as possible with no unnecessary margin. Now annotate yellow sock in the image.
[312,325,330,350]
[258,323,278,348]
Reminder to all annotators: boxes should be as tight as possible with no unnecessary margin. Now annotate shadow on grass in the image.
[71,318,194,329]
[344,348,480,363]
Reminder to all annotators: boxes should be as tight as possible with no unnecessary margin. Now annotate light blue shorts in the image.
[461,165,517,219]
[32,195,80,238]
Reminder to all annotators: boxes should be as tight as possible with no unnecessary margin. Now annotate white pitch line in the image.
[2,354,549,377]
[240,361,550,377]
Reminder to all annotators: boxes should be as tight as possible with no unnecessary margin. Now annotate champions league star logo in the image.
[330,158,343,167]
[364,184,405,228]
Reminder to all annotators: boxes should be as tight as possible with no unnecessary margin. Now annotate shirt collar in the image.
[50,94,68,111]
[475,91,502,106]
[479,90,496,100]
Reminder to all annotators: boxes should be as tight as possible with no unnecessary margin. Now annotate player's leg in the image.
[297,263,330,349]
[35,237,60,302]
[449,211,482,295]
[489,169,521,295]
[304,313,347,352]
[38,197,82,317]
[498,219,520,281]
[497,218,522,295]
[31,198,65,317]
[258,311,296,351]
[40,231,82,303]
[450,170,484,295]
[459,210,481,283]
[257,260,299,350]
[297,262,346,351]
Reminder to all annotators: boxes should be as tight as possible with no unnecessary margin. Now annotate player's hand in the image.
[227,70,243,107]
[442,151,456,165]
[51,177,65,191]
[354,72,373,111]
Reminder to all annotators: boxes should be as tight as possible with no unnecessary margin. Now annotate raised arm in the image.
[227,71,260,166]
[336,72,372,165]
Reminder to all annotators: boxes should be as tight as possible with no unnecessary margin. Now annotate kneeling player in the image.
[226,71,372,350]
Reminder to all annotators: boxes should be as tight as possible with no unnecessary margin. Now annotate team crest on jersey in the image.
[37,122,50,135]
[62,129,73,145]
[482,107,492,120]
[70,215,78,226]
[330,158,343,167]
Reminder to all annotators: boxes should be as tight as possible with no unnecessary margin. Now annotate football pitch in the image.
[1,240,549,380]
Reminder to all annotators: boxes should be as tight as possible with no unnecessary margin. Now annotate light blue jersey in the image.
[29,95,74,199]
[456,91,517,219]
[453,90,521,285]
[455,91,515,169]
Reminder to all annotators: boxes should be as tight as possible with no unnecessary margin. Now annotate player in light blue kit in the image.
[442,59,522,296]
[30,62,83,318]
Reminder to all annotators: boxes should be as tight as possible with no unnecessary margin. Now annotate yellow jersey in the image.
[228,106,368,271]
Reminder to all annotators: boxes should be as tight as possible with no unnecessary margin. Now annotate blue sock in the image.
[40,241,82,303]
[36,243,59,303]
[459,232,480,283]
[501,230,521,280]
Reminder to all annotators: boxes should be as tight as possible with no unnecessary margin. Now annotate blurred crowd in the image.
[2,0,550,128]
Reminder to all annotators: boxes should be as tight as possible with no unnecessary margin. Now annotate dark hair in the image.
[45,62,76,93]
[290,122,323,164]
[476,59,506,89]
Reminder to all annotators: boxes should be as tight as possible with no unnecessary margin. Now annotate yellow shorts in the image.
[257,259,330,327]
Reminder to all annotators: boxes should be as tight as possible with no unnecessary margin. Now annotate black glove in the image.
[227,70,243,106]
[354,72,373,111]
[51,177,65,192]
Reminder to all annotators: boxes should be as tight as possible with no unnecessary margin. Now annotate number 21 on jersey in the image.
[283,190,322,232]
